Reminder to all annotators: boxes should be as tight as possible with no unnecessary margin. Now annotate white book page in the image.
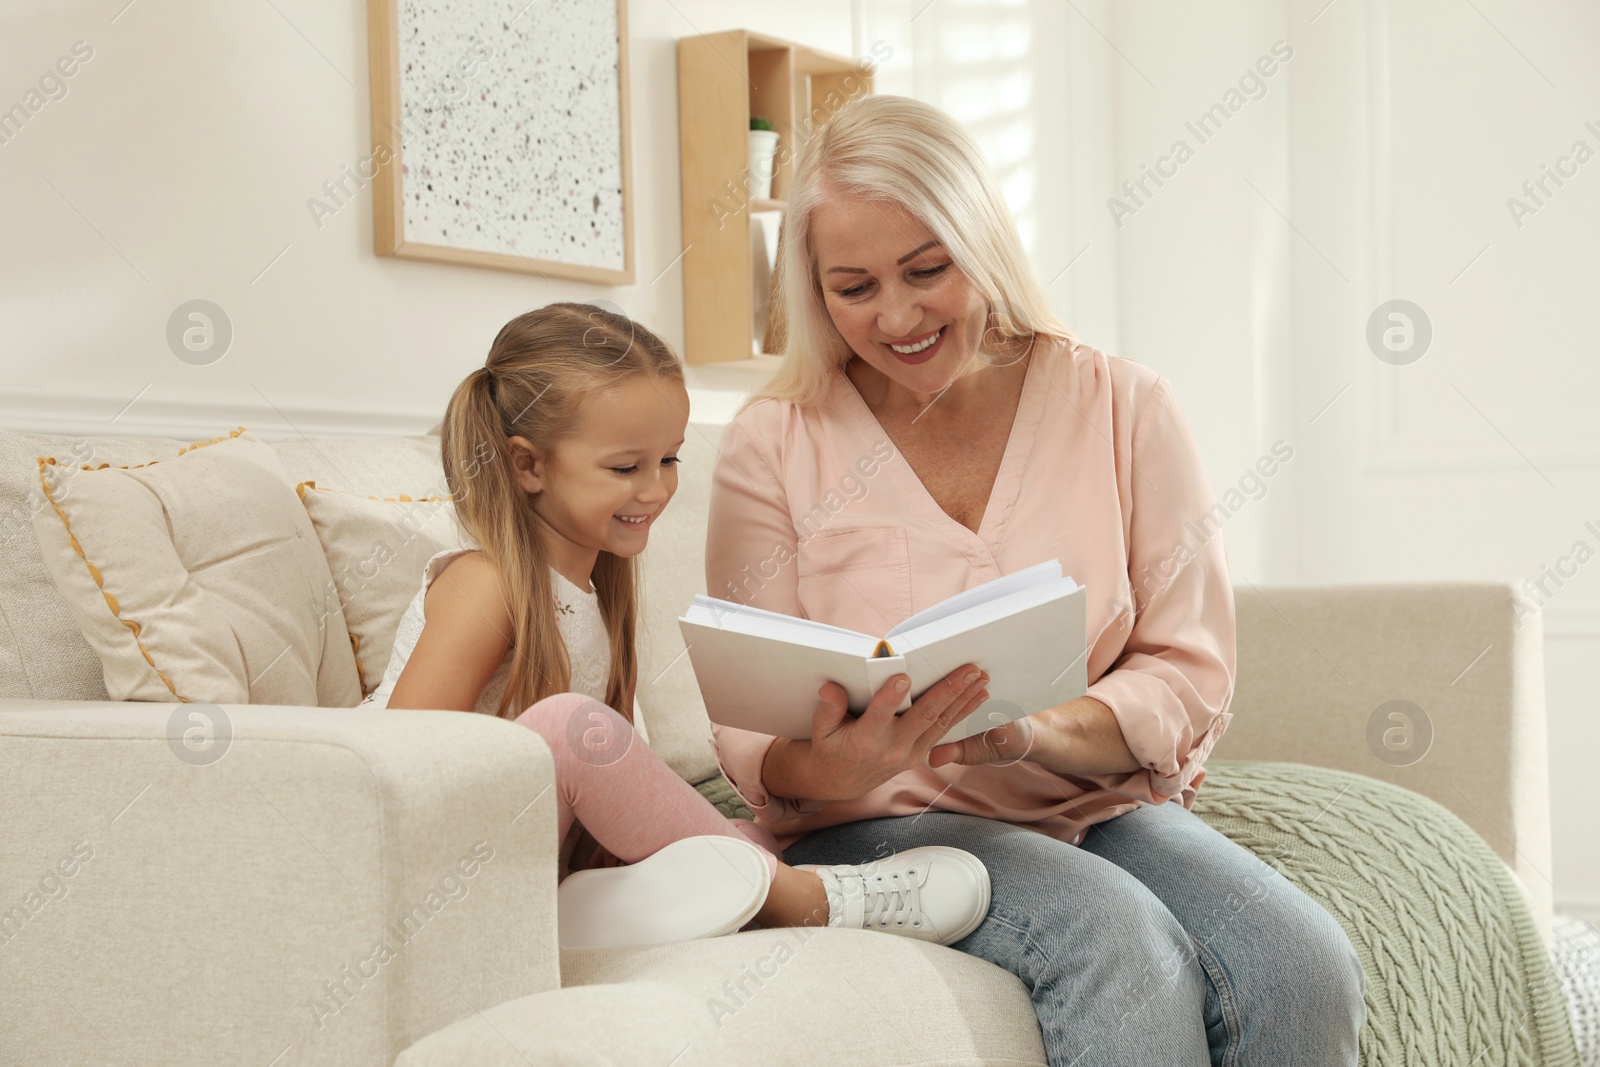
[902,584,1089,745]
[682,599,877,657]
[885,559,1065,639]
[679,582,1090,744]
[894,579,1080,653]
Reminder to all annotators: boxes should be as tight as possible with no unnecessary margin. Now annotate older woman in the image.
[704,95,1365,1066]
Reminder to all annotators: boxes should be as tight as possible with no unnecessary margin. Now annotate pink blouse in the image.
[703,338,1236,850]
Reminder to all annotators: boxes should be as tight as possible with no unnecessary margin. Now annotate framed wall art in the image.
[366,0,634,284]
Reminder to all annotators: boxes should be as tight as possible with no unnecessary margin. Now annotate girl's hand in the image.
[801,665,990,800]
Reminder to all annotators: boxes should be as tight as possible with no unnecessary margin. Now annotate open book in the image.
[678,559,1088,747]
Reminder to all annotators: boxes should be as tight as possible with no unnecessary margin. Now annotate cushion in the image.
[0,429,449,703]
[398,932,1044,1065]
[268,435,448,505]
[1194,760,1582,1066]
[1551,913,1600,1066]
[28,427,361,707]
[294,481,465,697]
[0,428,195,701]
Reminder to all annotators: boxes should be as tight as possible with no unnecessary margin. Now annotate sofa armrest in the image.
[0,700,561,1067]
[1214,581,1553,941]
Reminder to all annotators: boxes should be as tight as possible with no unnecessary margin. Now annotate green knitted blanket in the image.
[695,760,1579,1066]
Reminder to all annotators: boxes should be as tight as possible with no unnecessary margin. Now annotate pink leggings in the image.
[514,693,782,885]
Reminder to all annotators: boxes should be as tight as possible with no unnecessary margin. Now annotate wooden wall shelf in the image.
[677,31,873,365]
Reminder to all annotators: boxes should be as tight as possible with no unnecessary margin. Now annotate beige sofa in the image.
[0,422,1566,1066]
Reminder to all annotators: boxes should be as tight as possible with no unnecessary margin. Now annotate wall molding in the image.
[1344,8,1600,646]
[0,381,752,442]
[0,385,438,441]
[1556,893,1600,925]
[1538,603,1600,640]
[1361,419,1600,474]
[1354,0,1600,477]
[1360,445,1600,475]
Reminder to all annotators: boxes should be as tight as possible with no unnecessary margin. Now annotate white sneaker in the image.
[796,845,991,946]
[557,835,771,950]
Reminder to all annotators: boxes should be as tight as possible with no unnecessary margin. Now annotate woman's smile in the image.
[884,327,945,364]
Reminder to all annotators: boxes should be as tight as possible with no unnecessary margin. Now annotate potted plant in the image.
[748,116,780,199]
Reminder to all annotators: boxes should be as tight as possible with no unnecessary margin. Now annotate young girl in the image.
[362,302,995,951]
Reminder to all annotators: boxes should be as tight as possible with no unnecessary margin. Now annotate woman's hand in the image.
[928,715,1037,768]
[776,665,991,802]
[929,695,1140,776]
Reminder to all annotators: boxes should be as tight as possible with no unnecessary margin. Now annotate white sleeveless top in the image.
[361,547,647,735]
[361,546,649,881]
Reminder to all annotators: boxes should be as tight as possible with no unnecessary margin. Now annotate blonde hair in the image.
[747,94,1077,411]
[439,302,684,721]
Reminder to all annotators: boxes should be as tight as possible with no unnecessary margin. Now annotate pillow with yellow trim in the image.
[294,481,466,698]
[29,428,362,707]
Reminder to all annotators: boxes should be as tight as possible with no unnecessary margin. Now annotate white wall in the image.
[1104,0,1297,592]
[0,0,866,434]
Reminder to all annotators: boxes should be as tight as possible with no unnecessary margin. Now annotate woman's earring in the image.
[979,304,1030,368]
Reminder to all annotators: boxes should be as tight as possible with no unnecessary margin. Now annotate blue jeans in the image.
[781,801,1365,1066]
